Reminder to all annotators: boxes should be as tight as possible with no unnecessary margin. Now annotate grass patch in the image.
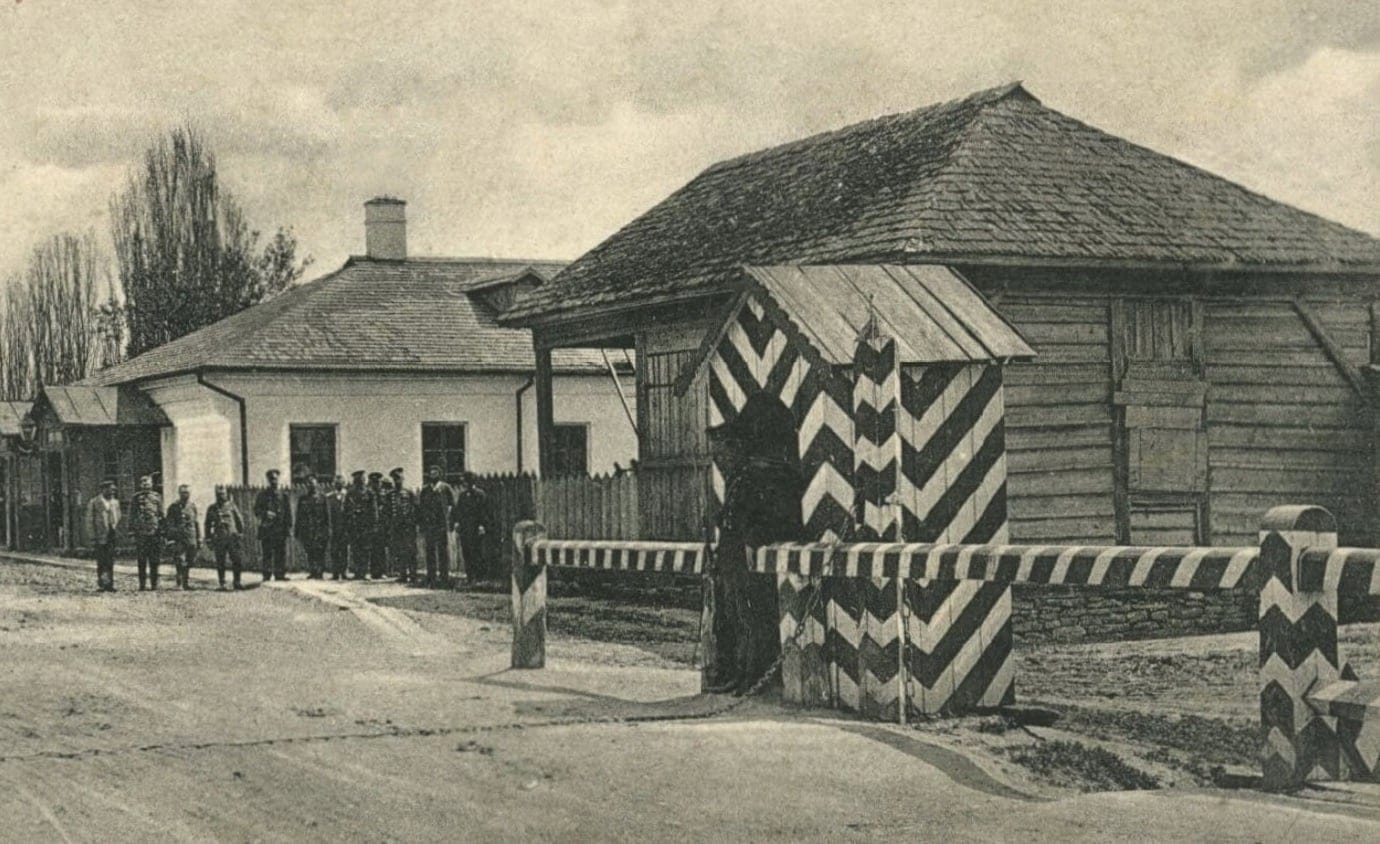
[1009,740,1159,792]
[1050,704,1257,767]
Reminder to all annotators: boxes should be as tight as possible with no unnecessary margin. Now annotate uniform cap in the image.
[367,471,383,481]
[351,470,366,479]
[389,467,404,478]
[265,468,281,480]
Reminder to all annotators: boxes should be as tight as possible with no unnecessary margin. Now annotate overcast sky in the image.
[1,0,1377,284]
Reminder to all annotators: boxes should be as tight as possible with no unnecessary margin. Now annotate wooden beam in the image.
[1291,297,1369,400]
[534,346,556,478]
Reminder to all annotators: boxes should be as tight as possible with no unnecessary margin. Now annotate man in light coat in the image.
[87,478,122,593]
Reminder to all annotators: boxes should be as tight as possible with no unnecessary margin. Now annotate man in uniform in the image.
[253,468,293,582]
[294,475,332,579]
[706,394,806,695]
[387,467,419,583]
[367,471,388,579]
[451,472,489,583]
[327,474,349,580]
[130,475,164,591]
[344,470,377,580]
[205,485,245,589]
[87,477,122,592]
[418,465,454,588]
[164,484,200,590]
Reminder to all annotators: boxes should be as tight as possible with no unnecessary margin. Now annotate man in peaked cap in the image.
[129,475,164,591]
[205,484,245,589]
[88,477,122,592]
[386,467,419,584]
[344,470,377,580]
[163,484,200,590]
[294,474,332,579]
[253,468,293,582]
[418,465,455,588]
[366,471,387,579]
[327,474,349,580]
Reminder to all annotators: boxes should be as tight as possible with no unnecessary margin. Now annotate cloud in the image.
[1,0,1378,287]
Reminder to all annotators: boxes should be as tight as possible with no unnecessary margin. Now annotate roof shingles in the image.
[82,257,607,386]
[507,83,1380,323]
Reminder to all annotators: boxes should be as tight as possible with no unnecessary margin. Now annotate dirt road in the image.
[2,558,1379,842]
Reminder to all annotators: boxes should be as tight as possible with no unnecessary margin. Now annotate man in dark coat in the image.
[451,472,489,582]
[344,470,377,580]
[294,475,332,579]
[706,394,806,695]
[368,472,388,579]
[205,485,245,590]
[386,467,419,583]
[129,475,164,591]
[253,468,293,583]
[418,465,454,588]
[327,474,349,580]
[163,484,200,590]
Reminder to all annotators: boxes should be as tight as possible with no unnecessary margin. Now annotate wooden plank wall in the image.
[1202,298,1373,545]
[995,293,1119,544]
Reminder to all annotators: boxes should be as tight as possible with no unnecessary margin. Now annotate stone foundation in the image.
[1013,586,1380,645]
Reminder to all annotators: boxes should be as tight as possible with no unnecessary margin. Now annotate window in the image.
[550,424,589,477]
[422,423,466,485]
[289,425,337,484]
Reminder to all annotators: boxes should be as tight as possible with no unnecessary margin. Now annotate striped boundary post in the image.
[511,521,547,669]
[1258,505,1339,791]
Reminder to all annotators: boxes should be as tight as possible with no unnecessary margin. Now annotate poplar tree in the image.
[109,125,310,358]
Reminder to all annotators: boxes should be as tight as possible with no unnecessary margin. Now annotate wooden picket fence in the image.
[537,472,640,540]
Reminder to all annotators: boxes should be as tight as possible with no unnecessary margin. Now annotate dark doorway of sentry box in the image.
[705,392,807,695]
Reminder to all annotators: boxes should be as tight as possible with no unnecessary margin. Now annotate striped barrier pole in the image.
[1258,505,1340,791]
[510,521,547,669]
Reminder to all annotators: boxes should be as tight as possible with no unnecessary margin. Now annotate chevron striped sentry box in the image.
[674,265,1034,722]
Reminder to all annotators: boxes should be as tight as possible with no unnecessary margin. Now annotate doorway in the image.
[1112,298,1209,544]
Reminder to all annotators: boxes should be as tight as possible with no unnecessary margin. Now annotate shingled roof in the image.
[506,83,1380,323]
[81,256,616,387]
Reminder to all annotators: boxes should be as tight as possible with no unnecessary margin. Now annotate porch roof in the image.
[37,386,169,427]
[744,264,1034,365]
[0,401,32,437]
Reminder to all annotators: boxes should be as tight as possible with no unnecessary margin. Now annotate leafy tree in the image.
[0,232,116,400]
[109,125,310,358]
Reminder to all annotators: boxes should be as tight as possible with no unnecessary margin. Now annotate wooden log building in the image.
[502,82,1380,547]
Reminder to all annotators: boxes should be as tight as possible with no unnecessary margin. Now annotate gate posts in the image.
[511,521,547,669]
[1258,505,1339,791]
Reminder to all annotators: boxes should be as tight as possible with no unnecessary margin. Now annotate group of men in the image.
[86,464,491,592]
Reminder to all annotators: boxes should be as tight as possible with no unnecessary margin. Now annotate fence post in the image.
[511,520,547,669]
[1258,504,1340,791]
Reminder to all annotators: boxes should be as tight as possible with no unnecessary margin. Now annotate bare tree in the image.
[109,125,310,358]
[0,232,115,401]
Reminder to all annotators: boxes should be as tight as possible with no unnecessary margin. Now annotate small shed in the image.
[24,385,169,550]
[678,263,1033,542]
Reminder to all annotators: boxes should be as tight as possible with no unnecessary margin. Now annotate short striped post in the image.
[1258,505,1339,791]
[511,521,547,669]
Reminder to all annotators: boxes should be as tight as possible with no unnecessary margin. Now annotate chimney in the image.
[364,196,407,260]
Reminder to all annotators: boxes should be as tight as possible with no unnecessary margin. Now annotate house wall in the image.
[964,266,1379,547]
[139,370,637,507]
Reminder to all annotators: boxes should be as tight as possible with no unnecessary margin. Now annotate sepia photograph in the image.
[2,1,1380,840]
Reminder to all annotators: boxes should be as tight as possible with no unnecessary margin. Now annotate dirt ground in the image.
[3,558,1380,842]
